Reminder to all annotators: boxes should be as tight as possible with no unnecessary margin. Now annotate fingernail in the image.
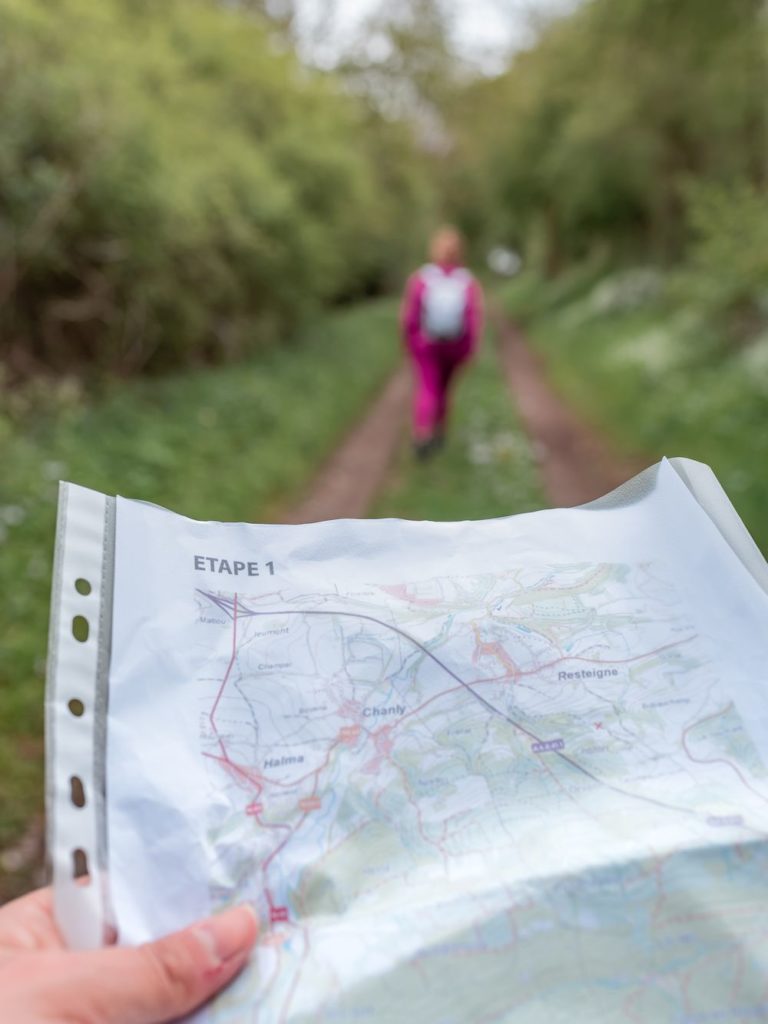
[195,905,258,966]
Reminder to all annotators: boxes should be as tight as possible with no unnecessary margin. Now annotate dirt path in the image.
[282,365,410,523]
[496,314,648,506]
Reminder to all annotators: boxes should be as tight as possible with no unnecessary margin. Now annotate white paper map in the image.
[46,458,768,1023]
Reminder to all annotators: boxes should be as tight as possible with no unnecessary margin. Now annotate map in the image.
[193,563,768,1023]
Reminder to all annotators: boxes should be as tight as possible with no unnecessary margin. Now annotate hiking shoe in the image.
[413,439,436,461]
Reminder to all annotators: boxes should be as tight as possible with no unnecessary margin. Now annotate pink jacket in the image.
[400,262,483,355]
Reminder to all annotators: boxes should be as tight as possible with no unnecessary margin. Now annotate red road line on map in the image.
[231,630,700,790]
[517,635,698,677]
[209,631,685,797]
[392,672,510,731]
[204,672,508,796]
[259,728,357,904]
[254,815,291,834]
[202,750,263,792]
[681,703,768,805]
[199,592,713,922]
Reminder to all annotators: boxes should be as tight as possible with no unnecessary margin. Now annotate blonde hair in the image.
[429,225,464,266]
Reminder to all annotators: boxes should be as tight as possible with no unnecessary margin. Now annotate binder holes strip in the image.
[69,576,91,876]
[47,481,108,945]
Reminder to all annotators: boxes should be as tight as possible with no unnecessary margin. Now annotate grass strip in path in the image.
[375,340,544,521]
[0,299,400,897]
[494,311,648,506]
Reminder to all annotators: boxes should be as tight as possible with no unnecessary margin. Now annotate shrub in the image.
[0,0,430,374]
[677,181,768,345]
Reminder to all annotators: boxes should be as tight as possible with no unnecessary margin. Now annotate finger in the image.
[72,904,258,1024]
[0,887,64,952]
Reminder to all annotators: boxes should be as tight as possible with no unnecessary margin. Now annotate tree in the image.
[446,0,768,271]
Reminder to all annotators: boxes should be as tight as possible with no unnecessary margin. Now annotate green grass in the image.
[376,339,544,521]
[0,300,399,887]
[503,270,768,554]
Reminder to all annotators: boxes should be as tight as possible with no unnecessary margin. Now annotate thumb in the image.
[72,904,258,1024]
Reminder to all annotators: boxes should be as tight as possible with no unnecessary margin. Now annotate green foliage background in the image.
[0,0,432,374]
[449,0,768,284]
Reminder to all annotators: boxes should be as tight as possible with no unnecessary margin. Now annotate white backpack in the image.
[420,264,472,340]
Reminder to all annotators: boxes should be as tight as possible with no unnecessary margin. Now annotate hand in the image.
[0,885,258,1023]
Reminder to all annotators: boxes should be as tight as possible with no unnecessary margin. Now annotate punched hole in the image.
[72,848,90,882]
[75,578,92,596]
[69,775,86,808]
[72,616,89,643]
[68,698,85,717]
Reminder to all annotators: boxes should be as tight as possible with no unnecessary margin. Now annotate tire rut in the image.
[495,313,649,507]
[282,365,410,523]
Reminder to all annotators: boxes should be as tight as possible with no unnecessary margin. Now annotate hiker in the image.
[401,226,483,458]
[0,884,257,1023]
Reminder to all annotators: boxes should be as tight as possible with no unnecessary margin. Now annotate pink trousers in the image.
[409,338,471,441]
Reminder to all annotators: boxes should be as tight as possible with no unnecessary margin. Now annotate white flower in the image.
[589,268,662,314]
